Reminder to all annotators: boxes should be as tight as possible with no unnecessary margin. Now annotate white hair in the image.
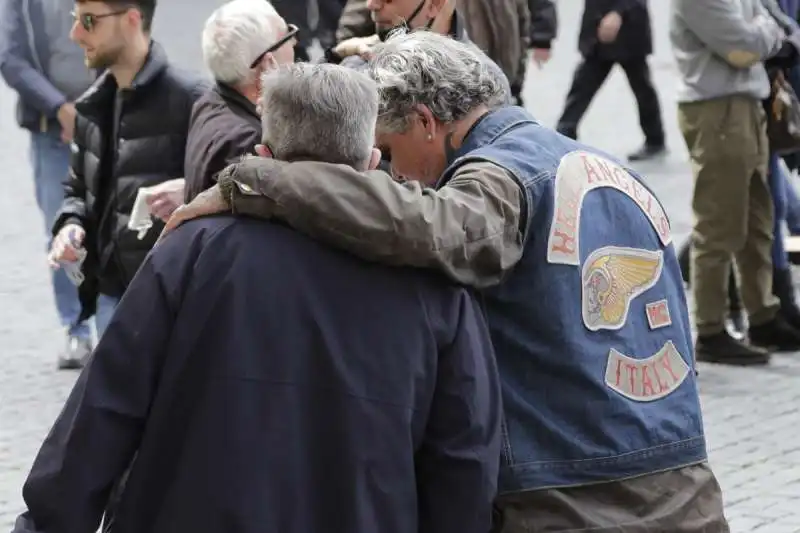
[260,63,378,167]
[368,31,508,134]
[202,0,283,85]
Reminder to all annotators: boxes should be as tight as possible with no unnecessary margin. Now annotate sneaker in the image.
[749,315,800,352]
[628,143,667,162]
[696,331,770,366]
[58,336,92,370]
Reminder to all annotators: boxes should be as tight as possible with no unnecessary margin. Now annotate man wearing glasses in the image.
[0,0,97,368]
[184,0,296,202]
[45,0,206,349]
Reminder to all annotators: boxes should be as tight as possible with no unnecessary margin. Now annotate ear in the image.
[125,8,142,30]
[414,104,437,139]
[255,144,273,158]
[262,53,280,70]
[367,147,382,170]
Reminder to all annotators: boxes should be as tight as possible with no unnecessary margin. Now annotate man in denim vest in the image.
[166,32,729,531]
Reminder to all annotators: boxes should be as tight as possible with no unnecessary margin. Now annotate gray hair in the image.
[202,0,283,85]
[260,63,379,167]
[368,31,508,134]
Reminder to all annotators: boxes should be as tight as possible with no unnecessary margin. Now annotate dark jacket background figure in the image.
[579,0,652,61]
[52,41,207,321]
[529,0,558,49]
[13,215,503,533]
[184,82,261,202]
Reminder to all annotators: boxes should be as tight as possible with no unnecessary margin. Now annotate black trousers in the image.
[270,0,348,61]
[556,55,664,146]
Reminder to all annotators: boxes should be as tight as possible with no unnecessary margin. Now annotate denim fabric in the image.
[29,131,90,340]
[94,293,119,340]
[770,152,791,269]
[440,107,707,493]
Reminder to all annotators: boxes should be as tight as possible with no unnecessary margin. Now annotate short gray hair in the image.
[260,63,379,167]
[368,31,508,134]
[202,0,283,85]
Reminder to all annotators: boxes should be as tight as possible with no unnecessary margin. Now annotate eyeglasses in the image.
[72,9,129,32]
[250,24,299,69]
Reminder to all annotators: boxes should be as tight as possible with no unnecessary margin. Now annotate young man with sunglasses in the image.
[46,0,206,352]
[184,0,296,202]
[0,0,97,368]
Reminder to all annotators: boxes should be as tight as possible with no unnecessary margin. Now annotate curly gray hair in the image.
[368,31,509,134]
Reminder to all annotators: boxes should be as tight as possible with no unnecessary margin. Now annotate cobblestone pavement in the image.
[1,2,799,532]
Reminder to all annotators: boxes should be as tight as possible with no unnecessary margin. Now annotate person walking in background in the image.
[0,0,96,369]
[12,62,502,533]
[46,0,206,355]
[556,0,666,162]
[270,0,347,62]
[184,0,295,202]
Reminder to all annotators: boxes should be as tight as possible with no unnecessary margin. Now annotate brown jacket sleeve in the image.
[219,157,526,288]
[461,0,529,88]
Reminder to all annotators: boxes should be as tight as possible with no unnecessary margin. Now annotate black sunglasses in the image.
[72,9,129,32]
[250,24,299,69]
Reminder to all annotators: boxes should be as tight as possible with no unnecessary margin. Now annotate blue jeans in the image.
[771,152,791,270]
[95,293,120,340]
[784,168,800,233]
[29,131,92,340]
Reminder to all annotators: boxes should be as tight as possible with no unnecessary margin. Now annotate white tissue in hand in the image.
[128,186,157,240]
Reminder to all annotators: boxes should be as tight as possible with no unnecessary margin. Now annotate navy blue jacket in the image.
[13,215,502,533]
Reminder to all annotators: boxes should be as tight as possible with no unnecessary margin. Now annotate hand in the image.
[145,178,186,221]
[597,11,623,44]
[333,35,380,60]
[48,224,85,268]
[531,48,552,68]
[57,102,77,143]
[159,184,228,242]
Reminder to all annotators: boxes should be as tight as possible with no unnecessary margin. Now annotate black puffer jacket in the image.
[52,41,207,321]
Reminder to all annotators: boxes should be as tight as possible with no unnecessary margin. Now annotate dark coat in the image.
[52,41,207,318]
[579,0,652,61]
[184,83,261,202]
[13,215,502,533]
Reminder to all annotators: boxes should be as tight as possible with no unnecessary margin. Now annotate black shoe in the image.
[749,315,800,352]
[628,143,667,162]
[696,331,770,365]
[57,336,92,370]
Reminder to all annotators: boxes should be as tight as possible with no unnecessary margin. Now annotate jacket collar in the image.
[76,40,169,116]
[215,82,259,119]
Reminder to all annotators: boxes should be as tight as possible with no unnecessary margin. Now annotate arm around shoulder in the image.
[222,157,527,288]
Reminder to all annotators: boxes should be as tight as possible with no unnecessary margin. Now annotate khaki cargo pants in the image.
[678,95,779,336]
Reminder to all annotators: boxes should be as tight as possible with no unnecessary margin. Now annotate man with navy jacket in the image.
[11,62,502,533]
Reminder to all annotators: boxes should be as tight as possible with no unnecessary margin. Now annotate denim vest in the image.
[440,107,707,493]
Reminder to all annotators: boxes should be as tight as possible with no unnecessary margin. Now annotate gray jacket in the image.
[0,0,93,132]
[671,0,785,102]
